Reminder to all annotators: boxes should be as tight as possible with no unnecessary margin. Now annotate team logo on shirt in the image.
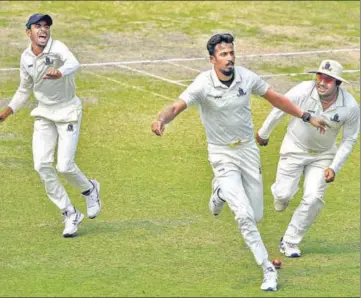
[67,124,74,132]
[237,88,247,96]
[45,56,53,65]
[330,113,340,122]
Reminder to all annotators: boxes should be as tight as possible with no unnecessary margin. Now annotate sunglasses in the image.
[316,73,335,84]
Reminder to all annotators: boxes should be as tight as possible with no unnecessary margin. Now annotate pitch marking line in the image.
[175,69,360,82]
[0,48,359,72]
[87,71,175,101]
[165,61,202,73]
[116,65,188,87]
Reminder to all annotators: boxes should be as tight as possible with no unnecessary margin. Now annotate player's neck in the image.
[320,89,338,110]
[31,44,45,56]
[319,89,338,103]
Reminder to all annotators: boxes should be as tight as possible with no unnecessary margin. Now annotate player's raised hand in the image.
[325,168,336,183]
[43,67,62,80]
[151,120,165,136]
[310,117,330,134]
[256,133,269,146]
[0,107,13,122]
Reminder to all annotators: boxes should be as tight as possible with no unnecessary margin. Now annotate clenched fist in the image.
[151,120,165,136]
[256,133,269,146]
[325,168,335,183]
[43,67,62,80]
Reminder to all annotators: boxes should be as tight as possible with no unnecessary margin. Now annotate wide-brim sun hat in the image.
[308,59,349,84]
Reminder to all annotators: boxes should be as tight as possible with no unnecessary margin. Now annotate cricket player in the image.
[0,14,101,237]
[151,33,328,291]
[257,60,359,257]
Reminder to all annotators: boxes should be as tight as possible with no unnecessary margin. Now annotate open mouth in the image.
[39,34,47,41]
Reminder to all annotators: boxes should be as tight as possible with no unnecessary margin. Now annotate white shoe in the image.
[274,199,289,212]
[83,179,101,219]
[260,266,278,291]
[62,208,84,238]
[280,237,301,257]
[209,179,225,216]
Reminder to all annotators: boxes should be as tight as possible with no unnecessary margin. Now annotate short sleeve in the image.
[250,72,269,96]
[179,74,206,106]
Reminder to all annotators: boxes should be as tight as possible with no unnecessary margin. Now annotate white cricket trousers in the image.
[32,112,92,211]
[208,140,269,265]
[271,153,332,244]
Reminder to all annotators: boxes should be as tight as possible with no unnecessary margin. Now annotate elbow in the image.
[74,61,81,71]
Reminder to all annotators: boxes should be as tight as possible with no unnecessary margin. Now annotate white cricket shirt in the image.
[8,37,82,122]
[179,66,269,146]
[258,81,360,173]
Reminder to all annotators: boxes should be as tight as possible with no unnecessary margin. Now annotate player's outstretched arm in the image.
[262,88,329,134]
[151,99,187,136]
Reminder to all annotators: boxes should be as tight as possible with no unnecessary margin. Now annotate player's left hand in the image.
[325,168,336,183]
[43,68,62,80]
[151,120,165,136]
[256,133,269,146]
[310,117,330,134]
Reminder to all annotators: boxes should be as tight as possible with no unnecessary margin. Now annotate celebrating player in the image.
[0,14,101,237]
[257,60,359,257]
[151,33,328,291]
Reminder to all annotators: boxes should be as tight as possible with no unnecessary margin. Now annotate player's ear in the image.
[209,55,216,64]
[26,28,31,37]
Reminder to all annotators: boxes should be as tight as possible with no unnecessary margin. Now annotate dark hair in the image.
[336,80,342,87]
[207,33,234,56]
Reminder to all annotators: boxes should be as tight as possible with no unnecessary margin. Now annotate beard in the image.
[220,67,234,76]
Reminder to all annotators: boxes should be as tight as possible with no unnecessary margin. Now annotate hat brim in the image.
[26,14,53,29]
[308,70,349,84]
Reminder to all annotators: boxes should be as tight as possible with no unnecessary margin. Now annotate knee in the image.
[56,161,75,174]
[303,192,325,209]
[272,183,295,201]
[34,161,52,174]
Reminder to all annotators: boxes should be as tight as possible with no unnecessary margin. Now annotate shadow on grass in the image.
[77,218,197,237]
[302,240,359,255]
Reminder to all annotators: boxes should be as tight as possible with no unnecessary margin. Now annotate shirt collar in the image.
[211,66,242,89]
[310,81,344,107]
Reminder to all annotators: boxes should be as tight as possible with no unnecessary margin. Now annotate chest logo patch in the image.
[237,88,247,96]
[45,56,53,65]
[330,113,340,122]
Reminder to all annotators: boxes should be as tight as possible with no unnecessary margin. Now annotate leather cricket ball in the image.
[272,259,282,269]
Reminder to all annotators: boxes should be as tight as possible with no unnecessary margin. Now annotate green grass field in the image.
[0,1,359,297]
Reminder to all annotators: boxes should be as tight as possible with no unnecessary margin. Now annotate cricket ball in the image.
[272,259,282,269]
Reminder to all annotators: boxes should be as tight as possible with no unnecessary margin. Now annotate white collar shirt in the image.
[258,80,360,173]
[8,37,82,122]
[179,66,269,146]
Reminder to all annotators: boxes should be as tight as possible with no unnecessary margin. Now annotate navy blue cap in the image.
[26,14,53,29]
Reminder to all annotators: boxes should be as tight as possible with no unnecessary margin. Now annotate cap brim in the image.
[308,70,349,84]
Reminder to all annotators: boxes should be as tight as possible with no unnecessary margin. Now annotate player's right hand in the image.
[151,120,165,136]
[310,117,329,134]
[256,133,269,146]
